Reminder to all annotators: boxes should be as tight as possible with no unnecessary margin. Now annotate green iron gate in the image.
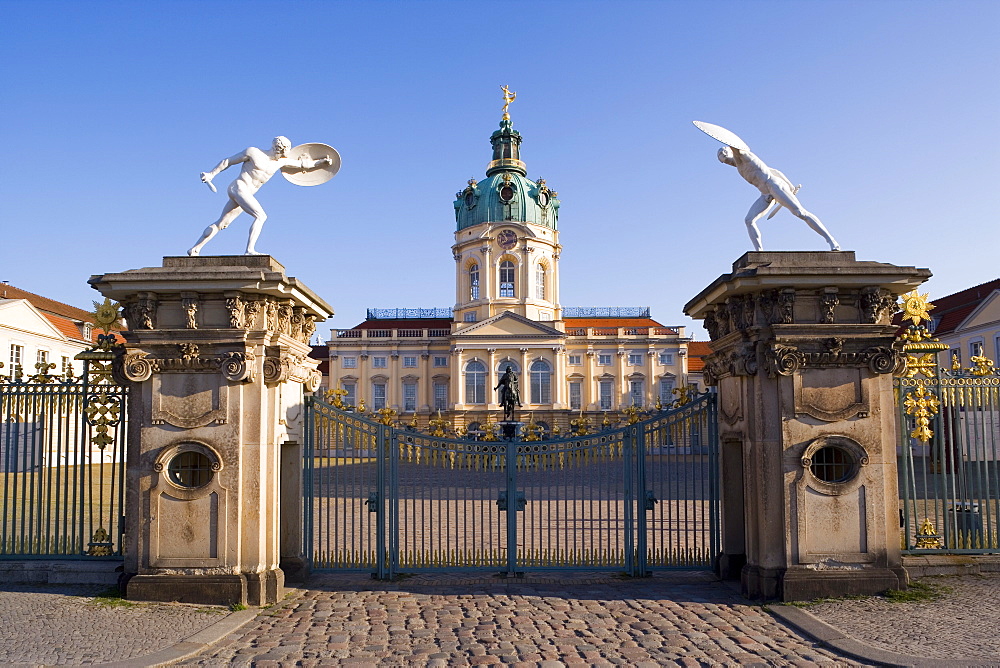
[304,392,719,578]
[0,337,127,558]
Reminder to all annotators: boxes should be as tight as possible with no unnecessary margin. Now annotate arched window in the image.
[499,260,516,298]
[536,264,546,300]
[469,264,480,300]
[530,359,551,404]
[496,359,520,375]
[465,360,486,404]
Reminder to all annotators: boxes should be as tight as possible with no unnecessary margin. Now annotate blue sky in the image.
[2,0,997,339]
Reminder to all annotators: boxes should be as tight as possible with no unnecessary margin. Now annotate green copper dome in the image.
[454,117,560,231]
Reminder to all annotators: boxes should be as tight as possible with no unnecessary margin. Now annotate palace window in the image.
[599,380,613,410]
[568,354,582,366]
[465,360,486,404]
[342,382,356,407]
[372,382,387,410]
[970,340,984,358]
[470,264,480,300]
[434,383,448,410]
[464,311,477,322]
[403,356,417,368]
[530,359,551,404]
[598,354,612,366]
[403,382,417,412]
[61,356,72,376]
[36,350,49,367]
[536,264,546,300]
[9,344,23,377]
[630,380,644,407]
[372,356,387,368]
[496,359,520,375]
[628,353,643,366]
[659,352,674,366]
[433,356,449,367]
[342,356,357,368]
[569,382,582,410]
[659,378,675,404]
[499,260,516,298]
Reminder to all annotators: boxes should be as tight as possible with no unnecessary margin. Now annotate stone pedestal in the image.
[89,256,332,605]
[685,252,930,601]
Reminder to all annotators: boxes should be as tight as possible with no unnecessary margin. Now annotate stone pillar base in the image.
[245,568,285,606]
[280,556,311,584]
[127,574,248,606]
[743,564,907,602]
[715,552,745,580]
[126,568,284,606]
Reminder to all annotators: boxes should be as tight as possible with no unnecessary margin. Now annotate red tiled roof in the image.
[2,283,125,343]
[686,341,712,373]
[928,278,1000,337]
[0,284,94,322]
[42,313,86,341]
[350,318,453,330]
[564,318,666,328]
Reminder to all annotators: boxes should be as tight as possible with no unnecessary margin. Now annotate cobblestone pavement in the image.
[0,583,229,666]
[805,572,1000,661]
[176,571,868,667]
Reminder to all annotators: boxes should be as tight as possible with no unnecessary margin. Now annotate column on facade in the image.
[520,245,532,309]
[518,348,529,405]
[616,348,627,409]
[389,351,401,410]
[451,347,463,409]
[552,346,565,408]
[481,246,493,316]
[646,347,656,408]
[487,348,497,409]
[359,350,370,407]
[420,352,431,412]
[551,245,561,318]
[584,349,596,410]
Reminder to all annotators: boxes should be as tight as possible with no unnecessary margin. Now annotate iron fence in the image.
[897,374,1000,553]
[0,349,127,558]
[304,392,718,578]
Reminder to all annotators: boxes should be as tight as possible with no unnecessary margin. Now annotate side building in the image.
[324,108,695,435]
[0,282,103,380]
[925,278,1000,368]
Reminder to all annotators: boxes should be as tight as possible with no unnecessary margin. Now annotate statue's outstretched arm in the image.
[202,150,249,181]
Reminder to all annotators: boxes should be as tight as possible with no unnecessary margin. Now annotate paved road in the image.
[3,571,1000,666]
[178,572,859,667]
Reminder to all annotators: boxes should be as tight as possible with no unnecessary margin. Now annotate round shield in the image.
[281,143,341,186]
[692,121,751,152]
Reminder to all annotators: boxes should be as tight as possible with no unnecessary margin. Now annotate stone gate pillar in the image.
[684,252,930,601]
[89,256,332,605]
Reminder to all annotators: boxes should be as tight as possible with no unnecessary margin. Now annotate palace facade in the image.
[323,108,695,435]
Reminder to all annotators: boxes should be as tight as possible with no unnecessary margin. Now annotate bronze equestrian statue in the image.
[495,365,522,422]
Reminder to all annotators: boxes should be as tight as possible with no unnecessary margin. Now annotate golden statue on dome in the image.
[501,85,517,119]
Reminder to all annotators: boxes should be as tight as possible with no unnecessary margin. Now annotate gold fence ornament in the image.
[903,385,941,442]
[969,354,996,377]
[914,518,943,549]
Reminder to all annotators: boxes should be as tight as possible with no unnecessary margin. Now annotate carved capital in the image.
[182,295,198,330]
[777,288,795,324]
[244,300,264,330]
[122,352,156,382]
[226,296,245,329]
[860,287,896,324]
[766,343,804,377]
[820,289,839,324]
[263,356,291,384]
[220,351,256,383]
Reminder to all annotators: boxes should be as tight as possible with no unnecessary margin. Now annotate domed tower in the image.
[452,96,562,324]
